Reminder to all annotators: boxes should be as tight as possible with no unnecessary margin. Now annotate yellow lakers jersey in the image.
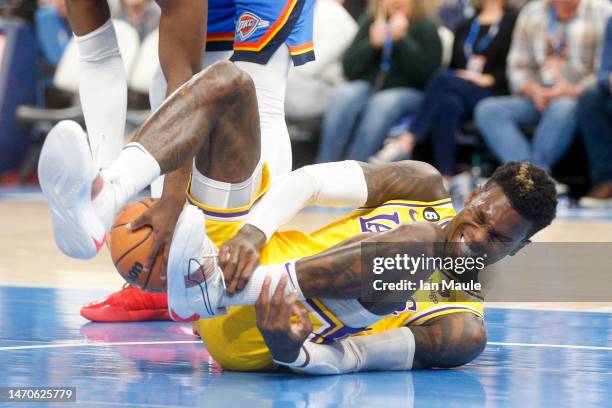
[189,182,484,371]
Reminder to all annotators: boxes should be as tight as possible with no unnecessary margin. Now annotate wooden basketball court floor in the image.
[1,188,612,407]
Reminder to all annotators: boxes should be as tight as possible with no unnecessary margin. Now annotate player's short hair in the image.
[483,162,557,236]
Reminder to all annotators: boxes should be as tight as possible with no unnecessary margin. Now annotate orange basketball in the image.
[109,198,165,293]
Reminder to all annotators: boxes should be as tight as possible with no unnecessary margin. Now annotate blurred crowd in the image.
[1,0,612,207]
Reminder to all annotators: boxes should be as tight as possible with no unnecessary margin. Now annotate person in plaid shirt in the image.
[474,0,611,191]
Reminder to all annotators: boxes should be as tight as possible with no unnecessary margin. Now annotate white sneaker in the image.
[38,121,106,259]
[167,205,226,322]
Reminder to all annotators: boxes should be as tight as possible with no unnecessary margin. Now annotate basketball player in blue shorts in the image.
[39,61,557,373]
[79,0,315,321]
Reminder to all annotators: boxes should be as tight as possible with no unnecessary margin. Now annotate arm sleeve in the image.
[247,161,368,241]
[342,15,380,80]
[276,327,416,375]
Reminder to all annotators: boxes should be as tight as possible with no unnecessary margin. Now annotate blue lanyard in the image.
[549,6,566,56]
[380,31,393,72]
[464,17,501,60]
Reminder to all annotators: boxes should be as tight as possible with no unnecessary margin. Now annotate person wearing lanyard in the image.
[370,0,517,184]
[475,0,612,194]
[315,0,443,164]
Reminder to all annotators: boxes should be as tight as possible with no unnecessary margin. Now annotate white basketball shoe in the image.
[38,121,106,259]
[167,205,227,322]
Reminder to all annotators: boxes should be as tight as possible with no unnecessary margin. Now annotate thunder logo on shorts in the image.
[206,0,315,66]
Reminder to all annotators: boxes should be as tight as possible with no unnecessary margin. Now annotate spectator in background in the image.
[285,0,358,121]
[35,0,70,67]
[475,0,612,192]
[370,0,517,182]
[437,0,474,30]
[116,0,160,40]
[577,17,612,208]
[315,0,442,163]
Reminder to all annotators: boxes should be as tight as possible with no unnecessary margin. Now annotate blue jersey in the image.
[207,0,314,66]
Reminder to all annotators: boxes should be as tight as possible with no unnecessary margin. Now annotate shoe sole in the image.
[80,306,170,322]
[38,121,105,259]
[167,205,206,321]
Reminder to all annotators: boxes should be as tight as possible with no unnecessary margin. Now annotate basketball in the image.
[109,198,165,293]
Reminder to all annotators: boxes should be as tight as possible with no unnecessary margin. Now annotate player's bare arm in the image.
[361,161,448,206]
[220,160,448,293]
[294,221,444,316]
[128,0,208,278]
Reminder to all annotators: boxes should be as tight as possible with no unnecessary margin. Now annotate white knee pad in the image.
[189,160,263,217]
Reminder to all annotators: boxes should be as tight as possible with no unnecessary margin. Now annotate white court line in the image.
[1,339,612,352]
[487,342,612,352]
[0,340,201,351]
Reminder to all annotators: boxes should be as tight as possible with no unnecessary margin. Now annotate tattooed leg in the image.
[410,313,486,369]
[132,61,261,181]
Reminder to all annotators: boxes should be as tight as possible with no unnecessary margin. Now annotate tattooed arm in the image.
[361,161,448,206]
[295,221,444,315]
[257,277,486,374]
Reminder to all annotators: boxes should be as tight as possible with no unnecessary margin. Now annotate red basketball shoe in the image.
[80,285,170,322]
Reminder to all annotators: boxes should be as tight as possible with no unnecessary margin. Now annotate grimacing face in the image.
[444,184,533,265]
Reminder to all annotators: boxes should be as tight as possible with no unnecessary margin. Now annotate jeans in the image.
[577,87,612,184]
[409,69,493,175]
[474,96,578,172]
[316,80,423,163]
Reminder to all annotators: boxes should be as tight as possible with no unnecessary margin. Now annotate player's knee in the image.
[203,61,255,101]
[432,314,487,369]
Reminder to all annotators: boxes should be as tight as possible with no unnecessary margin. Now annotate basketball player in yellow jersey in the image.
[38,61,557,374]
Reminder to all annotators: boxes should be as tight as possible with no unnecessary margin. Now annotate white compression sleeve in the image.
[76,19,127,169]
[219,261,304,307]
[276,327,415,375]
[247,160,368,241]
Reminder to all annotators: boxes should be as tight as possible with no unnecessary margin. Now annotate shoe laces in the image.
[186,243,223,316]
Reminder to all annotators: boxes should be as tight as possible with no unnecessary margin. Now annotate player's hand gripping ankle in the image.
[218,224,266,295]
